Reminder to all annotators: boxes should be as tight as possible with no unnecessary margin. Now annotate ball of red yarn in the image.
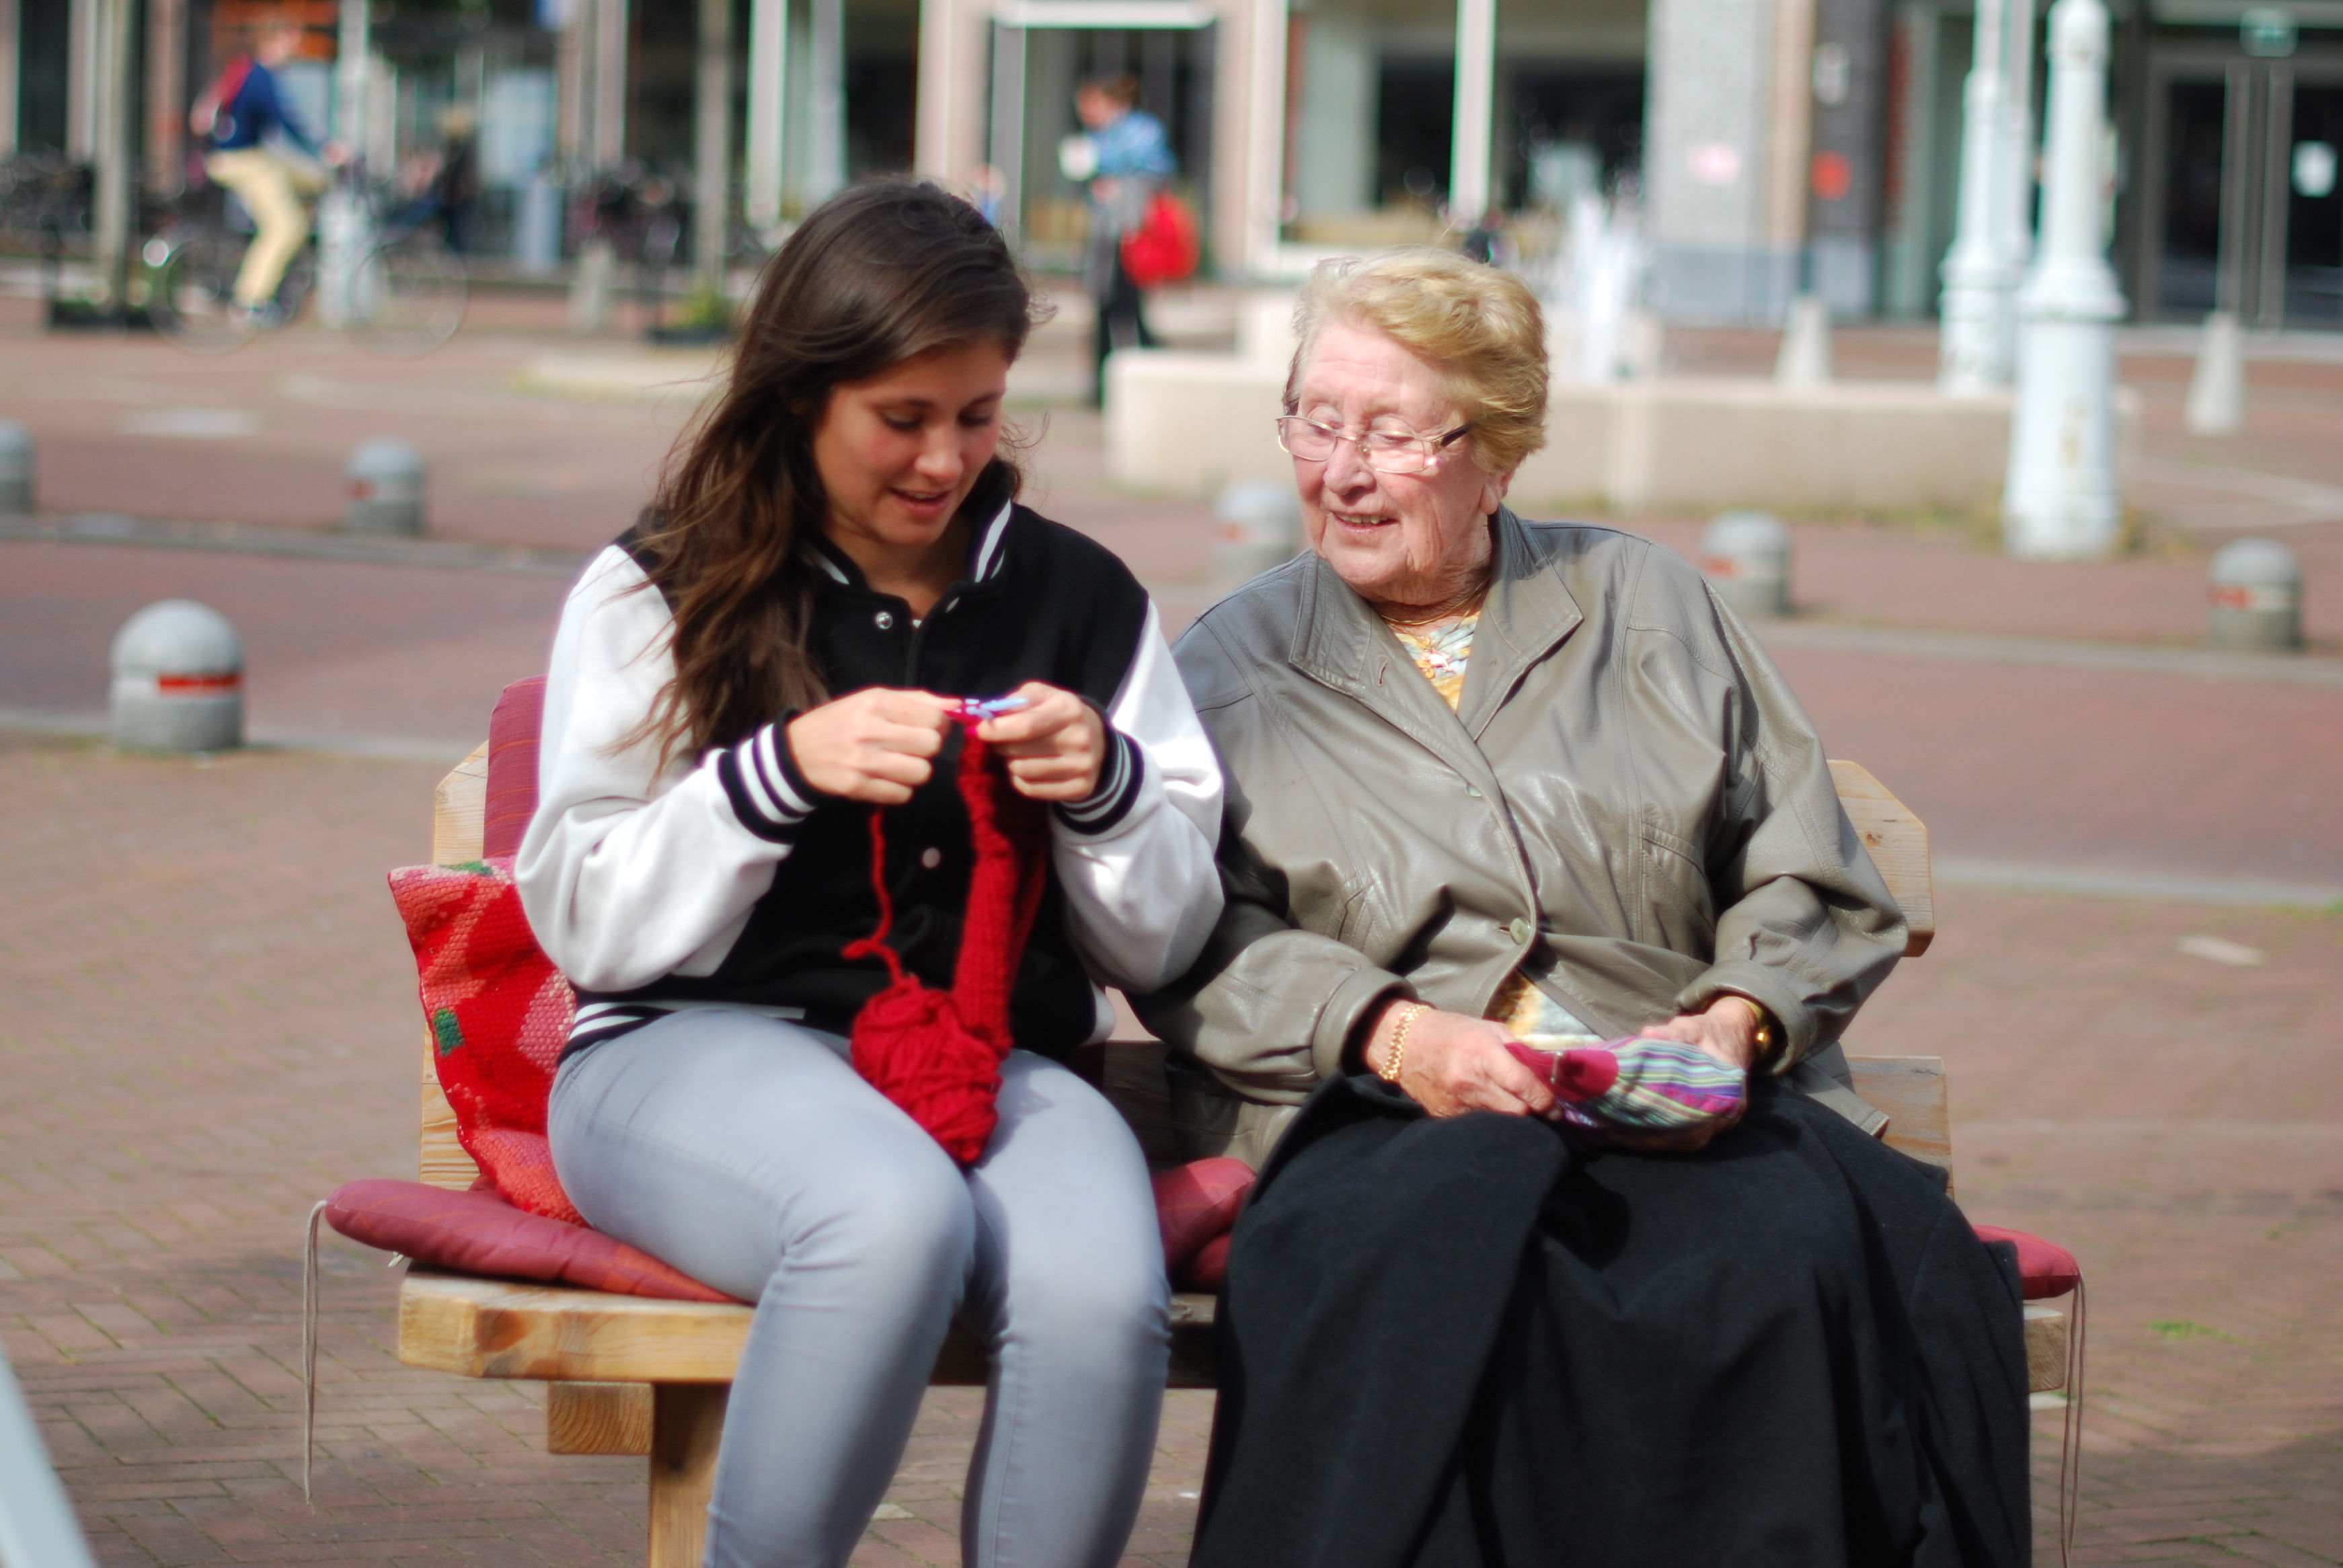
[846,727,1048,1166]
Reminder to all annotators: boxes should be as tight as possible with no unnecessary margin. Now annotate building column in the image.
[147,0,188,192]
[693,0,733,281]
[0,0,20,160]
[596,0,629,166]
[68,0,100,160]
[1647,0,1813,323]
[1212,0,1284,278]
[746,0,789,231]
[89,0,132,307]
[916,0,992,190]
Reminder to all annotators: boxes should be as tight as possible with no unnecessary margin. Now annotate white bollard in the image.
[1775,295,1834,387]
[2184,311,2245,436]
[0,420,31,513]
[110,600,244,752]
[2208,538,2301,651]
[1699,510,1793,618]
[345,438,427,535]
[1215,480,1303,590]
[570,237,616,335]
[2001,0,2126,561]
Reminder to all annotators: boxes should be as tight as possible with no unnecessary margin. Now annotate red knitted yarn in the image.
[845,729,1050,1165]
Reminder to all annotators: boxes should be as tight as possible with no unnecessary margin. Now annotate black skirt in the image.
[1191,1077,2033,1568]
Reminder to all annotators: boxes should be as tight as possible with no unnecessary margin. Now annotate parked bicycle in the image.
[141,168,467,356]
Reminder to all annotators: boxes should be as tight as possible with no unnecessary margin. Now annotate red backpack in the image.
[1121,191,1200,288]
[192,54,254,143]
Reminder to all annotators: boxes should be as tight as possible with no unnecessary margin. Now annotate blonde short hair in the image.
[1286,247,1548,477]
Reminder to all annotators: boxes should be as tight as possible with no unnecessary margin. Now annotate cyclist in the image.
[189,18,344,327]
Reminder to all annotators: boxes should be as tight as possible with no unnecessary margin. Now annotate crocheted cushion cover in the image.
[387,857,583,1224]
[325,1178,736,1301]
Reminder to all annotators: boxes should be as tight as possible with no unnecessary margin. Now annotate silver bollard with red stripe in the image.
[2208,538,2301,652]
[1699,509,1792,619]
[110,600,244,752]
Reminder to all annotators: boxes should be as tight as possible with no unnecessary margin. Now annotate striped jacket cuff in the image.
[715,719,821,843]
[1056,727,1145,836]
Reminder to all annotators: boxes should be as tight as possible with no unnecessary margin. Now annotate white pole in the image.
[1449,0,1496,222]
[88,0,131,309]
[1938,0,2013,391]
[2002,0,2124,559]
[746,0,789,233]
[317,0,372,328]
[1989,0,2036,370]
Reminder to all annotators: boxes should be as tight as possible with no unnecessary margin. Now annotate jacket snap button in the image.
[875,611,895,630]
[1509,917,1533,944]
[920,847,942,869]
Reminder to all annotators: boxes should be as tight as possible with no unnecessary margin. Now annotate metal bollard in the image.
[345,438,427,535]
[1214,480,1303,590]
[1699,510,1792,619]
[2207,538,2301,651]
[110,600,244,752]
[0,419,31,513]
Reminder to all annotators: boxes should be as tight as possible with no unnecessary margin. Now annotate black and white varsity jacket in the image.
[516,488,1225,1062]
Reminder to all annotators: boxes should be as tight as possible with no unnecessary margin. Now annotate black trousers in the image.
[1091,250,1158,406]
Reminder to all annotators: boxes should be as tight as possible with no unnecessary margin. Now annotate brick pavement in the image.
[2,731,2336,1565]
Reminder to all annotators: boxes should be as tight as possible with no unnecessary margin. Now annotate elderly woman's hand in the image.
[1639,996,1767,1072]
[1360,1003,1556,1119]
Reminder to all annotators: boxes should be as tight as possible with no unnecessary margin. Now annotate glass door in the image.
[2147,55,2343,328]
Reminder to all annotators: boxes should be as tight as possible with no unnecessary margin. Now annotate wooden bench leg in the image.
[649,1384,727,1568]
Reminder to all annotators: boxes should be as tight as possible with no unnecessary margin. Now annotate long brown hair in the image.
[632,180,1038,768]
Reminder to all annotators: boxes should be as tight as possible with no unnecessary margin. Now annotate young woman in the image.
[516,182,1225,1568]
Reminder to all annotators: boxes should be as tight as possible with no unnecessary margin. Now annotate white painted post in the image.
[1939,0,2015,391]
[2184,309,2245,435]
[2001,0,2126,560]
[1776,294,1833,385]
[745,0,790,235]
[88,0,133,310]
[1990,0,2038,370]
[0,1351,101,1568]
[1449,0,1496,222]
[317,0,372,329]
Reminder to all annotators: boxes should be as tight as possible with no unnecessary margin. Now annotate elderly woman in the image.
[1135,249,2031,1567]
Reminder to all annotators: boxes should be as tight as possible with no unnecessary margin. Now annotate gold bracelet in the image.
[1377,1003,1428,1083]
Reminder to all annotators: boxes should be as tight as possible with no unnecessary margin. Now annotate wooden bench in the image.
[393,748,2069,1568]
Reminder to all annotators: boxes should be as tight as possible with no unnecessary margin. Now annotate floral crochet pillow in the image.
[387,857,582,1224]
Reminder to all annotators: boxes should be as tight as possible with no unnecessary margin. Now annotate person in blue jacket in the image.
[189,18,344,324]
[1072,74,1173,406]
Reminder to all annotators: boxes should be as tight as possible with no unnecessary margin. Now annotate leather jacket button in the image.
[920,847,942,869]
[875,611,895,630]
[1508,916,1533,945]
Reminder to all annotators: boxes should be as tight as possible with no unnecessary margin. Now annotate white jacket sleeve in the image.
[1048,600,1225,992]
[515,549,818,993]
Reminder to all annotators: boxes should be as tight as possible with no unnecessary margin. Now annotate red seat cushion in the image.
[1971,1222,2081,1300]
[1153,1157,1254,1290]
[388,857,581,1223]
[483,675,547,859]
[327,1178,738,1301]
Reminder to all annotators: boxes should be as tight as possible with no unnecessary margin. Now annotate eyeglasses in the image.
[1274,415,1471,475]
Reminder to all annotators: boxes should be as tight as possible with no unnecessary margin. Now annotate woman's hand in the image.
[1639,995,1767,1071]
[784,689,955,804]
[975,682,1108,802]
[1360,1003,1555,1120]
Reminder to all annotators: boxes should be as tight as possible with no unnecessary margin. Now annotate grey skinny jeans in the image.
[547,1010,1170,1568]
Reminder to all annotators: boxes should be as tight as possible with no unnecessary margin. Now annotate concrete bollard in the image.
[1700,509,1793,618]
[110,600,244,752]
[1775,296,1833,387]
[2184,310,2245,436]
[570,237,617,335]
[0,419,31,513]
[345,438,427,535]
[1214,480,1303,590]
[2207,537,2301,651]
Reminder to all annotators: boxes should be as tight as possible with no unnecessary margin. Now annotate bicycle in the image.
[142,167,466,356]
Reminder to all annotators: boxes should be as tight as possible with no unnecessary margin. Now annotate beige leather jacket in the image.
[1134,511,1908,1163]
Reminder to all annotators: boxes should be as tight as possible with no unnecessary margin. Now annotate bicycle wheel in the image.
[350,234,468,356]
[149,229,256,354]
